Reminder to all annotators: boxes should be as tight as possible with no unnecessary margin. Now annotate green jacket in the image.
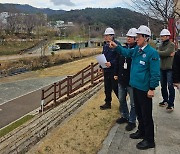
[158,40,175,70]
[115,44,160,91]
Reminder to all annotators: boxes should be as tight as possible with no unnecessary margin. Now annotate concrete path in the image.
[0,76,64,129]
[99,87,180,154]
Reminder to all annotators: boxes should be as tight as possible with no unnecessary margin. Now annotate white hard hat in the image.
[136,25,151,36]
[160,29,171,36]
[126,28,137,37]
[104,27,115,35]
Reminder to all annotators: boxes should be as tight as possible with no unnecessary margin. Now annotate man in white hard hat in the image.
[99,27,119,110]
[114,28,137,131]
[109,25,160,150]
[158,29,175,112]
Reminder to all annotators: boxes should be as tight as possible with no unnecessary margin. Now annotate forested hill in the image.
[0,3,163,34]
[0,3,65,15]
[50,7,163,34]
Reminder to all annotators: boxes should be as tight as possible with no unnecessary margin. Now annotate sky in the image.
[0,0,134,11]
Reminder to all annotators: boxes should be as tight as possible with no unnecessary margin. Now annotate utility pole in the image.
[88,25,90,40]
[147,13,150,28]
[88,25,91,47]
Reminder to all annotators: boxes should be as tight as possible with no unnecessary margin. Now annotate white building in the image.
[56,20,64,26]
[0,12,10,24]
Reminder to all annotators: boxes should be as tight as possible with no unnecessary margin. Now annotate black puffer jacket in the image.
[172,49,180,83]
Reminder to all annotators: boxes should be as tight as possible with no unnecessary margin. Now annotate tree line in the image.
[49,7,163,37]
[0,13,48,39]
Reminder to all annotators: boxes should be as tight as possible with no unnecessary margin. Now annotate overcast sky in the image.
[1,0,134,11]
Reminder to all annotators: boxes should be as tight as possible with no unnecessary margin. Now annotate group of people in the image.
[98,25,180,150]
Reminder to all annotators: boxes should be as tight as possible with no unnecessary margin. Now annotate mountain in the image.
[0,3,163,35]
[0,3,65,15]
[50,7,163,34]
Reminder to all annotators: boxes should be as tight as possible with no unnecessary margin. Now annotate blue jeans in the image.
[160,70,175,107]
[118,84,136,123]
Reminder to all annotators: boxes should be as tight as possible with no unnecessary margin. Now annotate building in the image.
[0,12,9,24]
[54,40,88,50]
[89,38,103,47]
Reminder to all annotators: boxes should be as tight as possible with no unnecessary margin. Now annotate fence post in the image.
[82,70,84,87]
[91,62,94,85]
[58,82,61,98]
[54,83,57,104]
[67,76,72,98]
[41,90,45,113]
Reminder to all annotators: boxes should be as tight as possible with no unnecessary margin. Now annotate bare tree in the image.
[6,13,17,34]
[22,14,38,35]
[6,13,25,34]
[0,20,5,35]
[130,0,179,23]
[23,14,47,36]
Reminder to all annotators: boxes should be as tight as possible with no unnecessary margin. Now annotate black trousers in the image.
[104,72,118,105]
[133,88,154,142]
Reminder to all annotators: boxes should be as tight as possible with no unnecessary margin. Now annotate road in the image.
[0,76,64,129]
[0,46,55,61]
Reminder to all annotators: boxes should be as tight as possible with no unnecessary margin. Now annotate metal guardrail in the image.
[41,62,103,112]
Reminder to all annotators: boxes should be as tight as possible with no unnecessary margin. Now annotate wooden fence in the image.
[41,62,103,112]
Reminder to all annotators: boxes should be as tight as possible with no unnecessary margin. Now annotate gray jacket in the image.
[158,40,175,70]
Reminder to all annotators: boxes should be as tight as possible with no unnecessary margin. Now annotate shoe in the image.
[125,122,136,131]
[100,103,111,110]
[136,139,155,150]
[159,101,167,107]
[116,117,128,124]
[130,130,144,139]
[166,106,174,112]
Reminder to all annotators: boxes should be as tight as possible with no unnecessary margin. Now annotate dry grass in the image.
[0,48,101,72]
[28,89,119,154]
[0,40,39,55]
[0,71,39,84]
[38,56,98,77]
[1,50,120,154]
[0,55,97,84]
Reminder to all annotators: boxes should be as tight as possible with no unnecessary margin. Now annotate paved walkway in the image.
[0,76,63,105]
[0,76,64,128]
[99,87,180,154]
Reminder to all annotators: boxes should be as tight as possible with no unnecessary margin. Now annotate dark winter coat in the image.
[102,40,120,73]
[115,43,137,86]
[172,49,180,83]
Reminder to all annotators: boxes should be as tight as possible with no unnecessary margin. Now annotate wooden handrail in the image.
[41,62,103,112]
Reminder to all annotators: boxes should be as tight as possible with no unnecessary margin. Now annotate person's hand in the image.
[109,41,117,48]
[173,83,180,89]
[105,62,111,68]
[98,68,103,74]
[114,76,118,80]
[147,90,154,98]
[170,52,175,57]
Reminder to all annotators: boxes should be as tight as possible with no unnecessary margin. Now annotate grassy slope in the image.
[0,40,39,55]
[0,54,120,154]
[28,56,119,154]
[28,89,119,154]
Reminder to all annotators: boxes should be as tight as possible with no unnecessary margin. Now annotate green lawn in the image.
[0,115,34,138]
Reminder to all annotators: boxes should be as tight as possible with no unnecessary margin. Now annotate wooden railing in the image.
[41,62,103,112]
